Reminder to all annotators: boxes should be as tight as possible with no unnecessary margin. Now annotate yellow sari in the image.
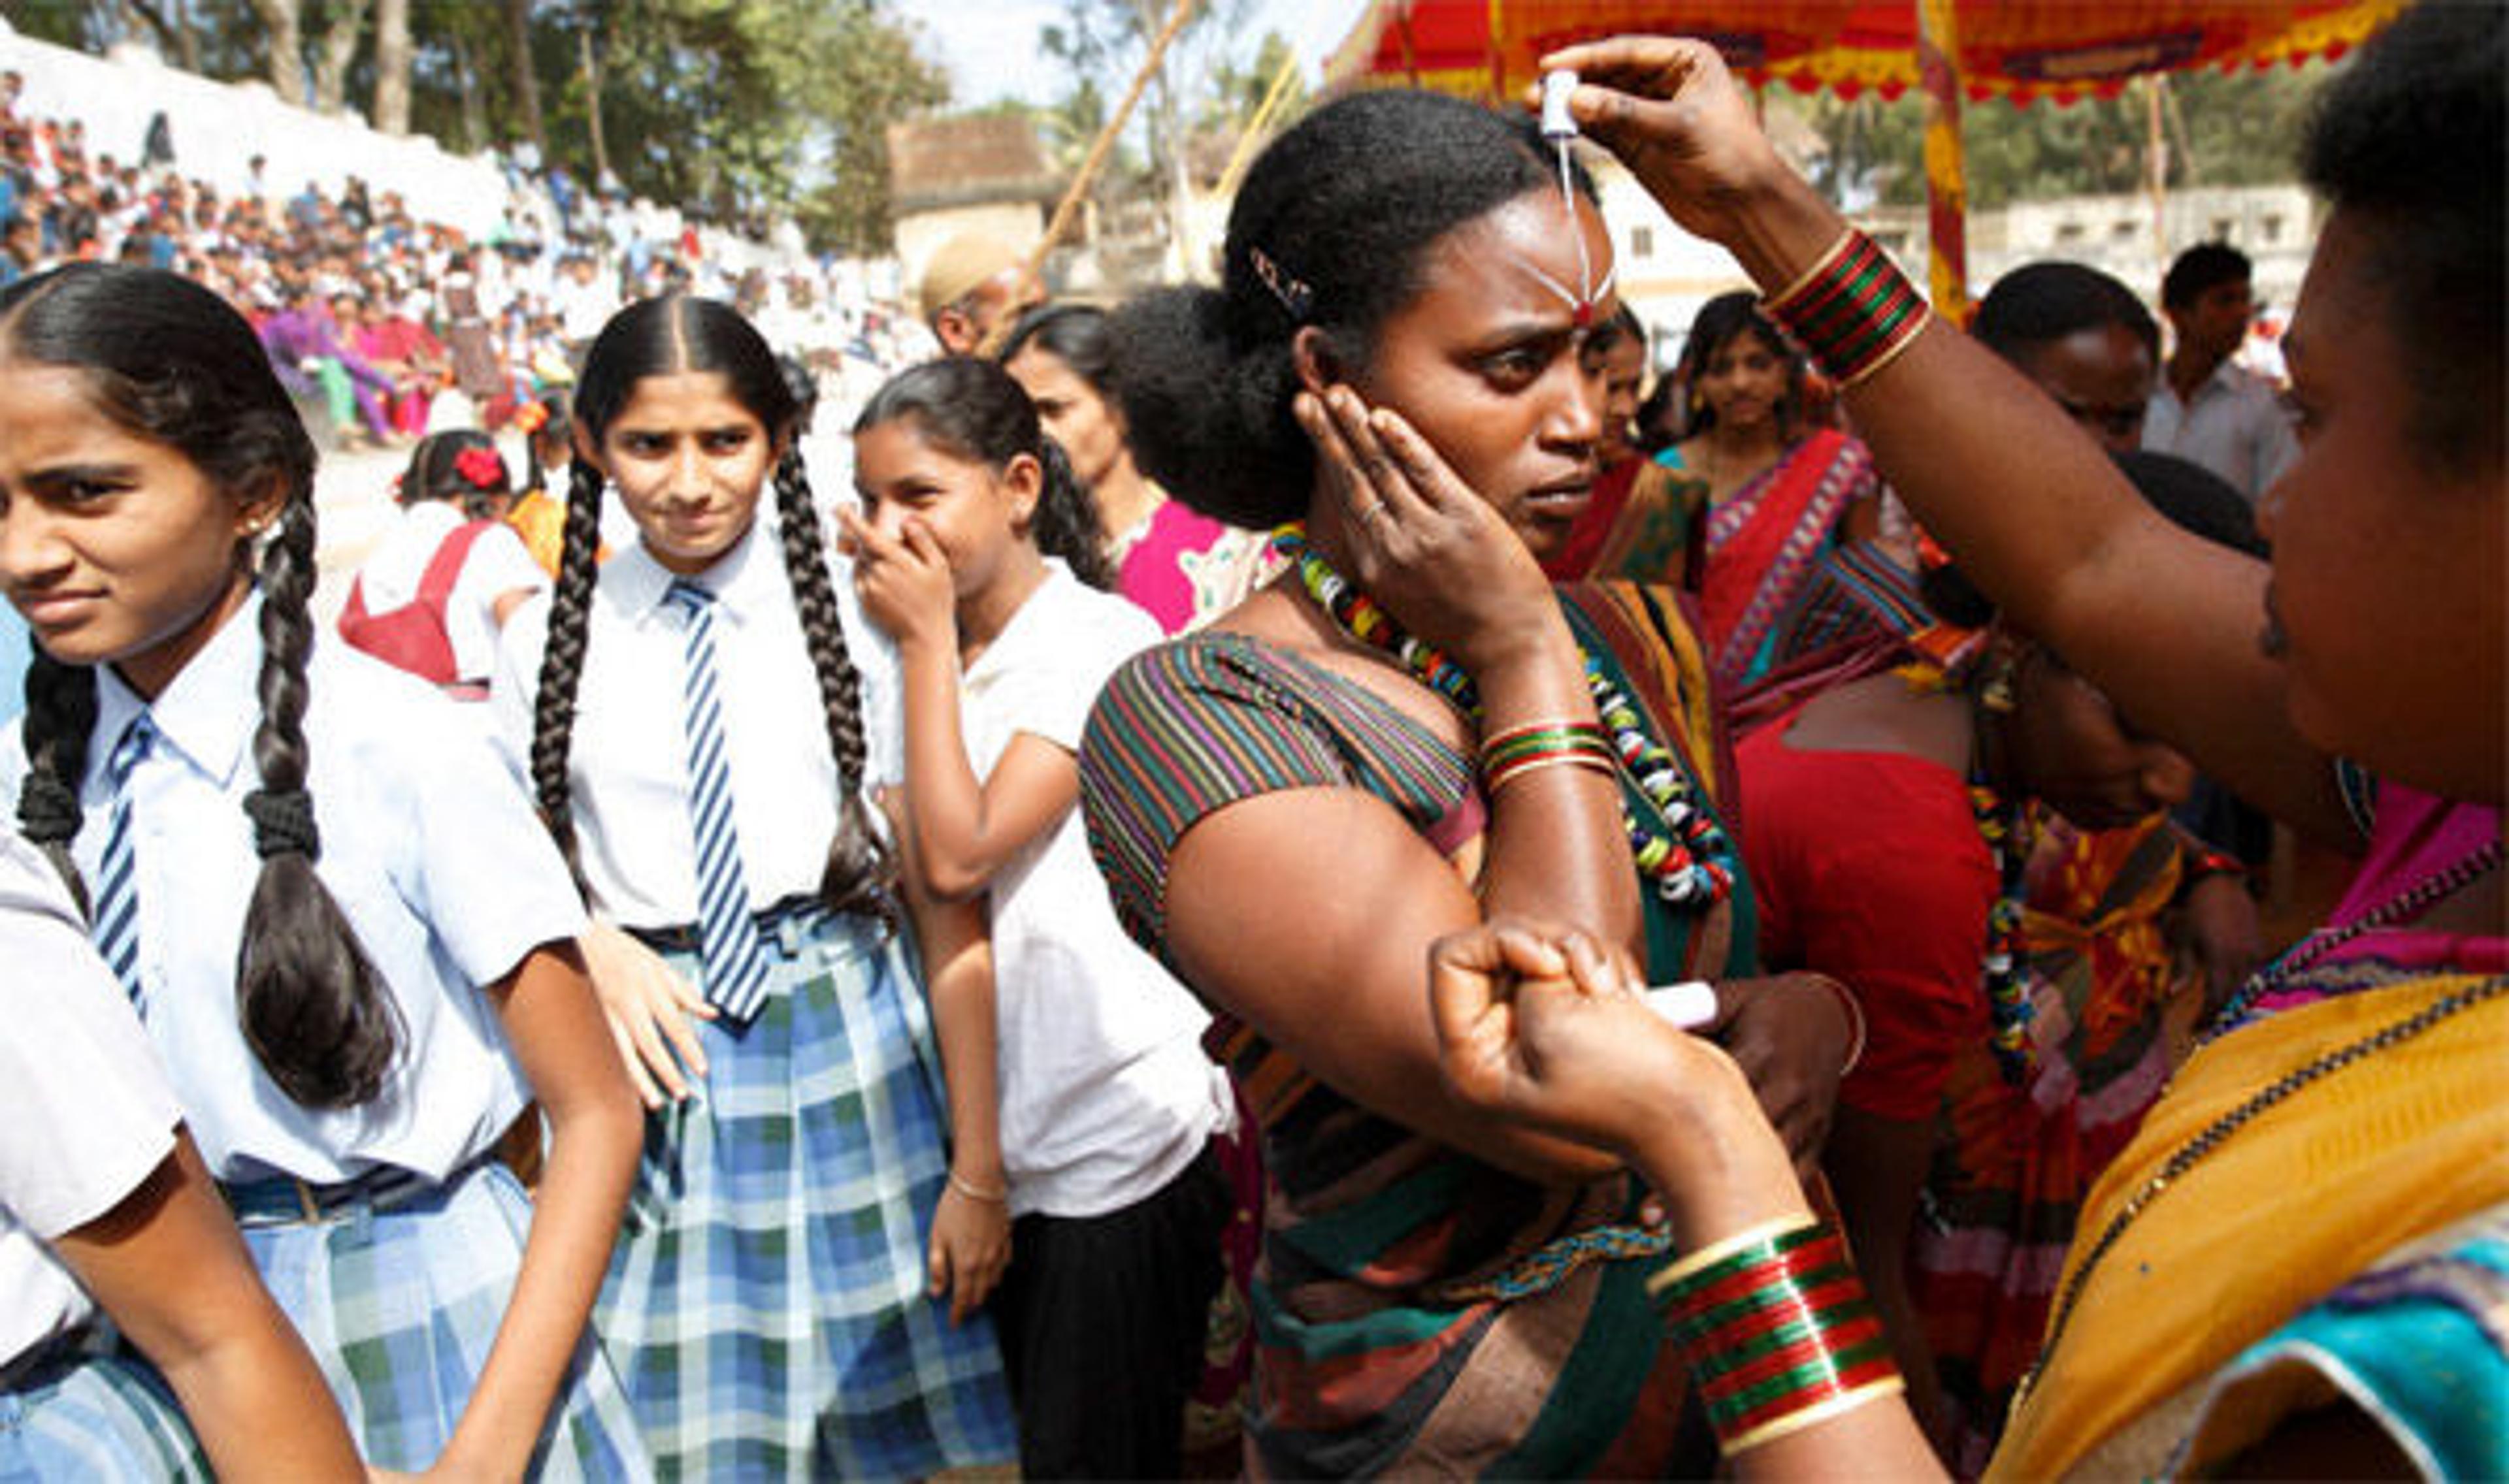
[1990,973,2509,1479]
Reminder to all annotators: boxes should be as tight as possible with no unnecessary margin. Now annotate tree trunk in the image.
[247,0,306,106]
[451,30,487,152]
[506,0,545,152]
[578,24,610,184]
[372,0,408,133]
[123,0,204,72]
[310,0,367,114]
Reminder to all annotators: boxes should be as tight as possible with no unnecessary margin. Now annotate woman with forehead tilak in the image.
[1077,86,1859,1476]
[1416,7,2506,1481]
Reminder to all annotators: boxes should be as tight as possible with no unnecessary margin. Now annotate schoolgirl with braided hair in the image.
[0,263,649,1477]
[845,356,1234,1477]
[487,295,1017,1479]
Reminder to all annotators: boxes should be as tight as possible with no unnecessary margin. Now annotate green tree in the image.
[1797,59,2342,211]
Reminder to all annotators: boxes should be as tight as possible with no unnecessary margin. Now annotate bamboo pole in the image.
[979,0,1199,357]
[1213,33,1306,204]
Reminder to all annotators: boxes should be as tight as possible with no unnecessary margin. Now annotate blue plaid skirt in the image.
[600,910,1016,1479]
[237,1158,652,1478]
[0,1332,203,1481]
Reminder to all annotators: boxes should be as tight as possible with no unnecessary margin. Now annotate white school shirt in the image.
[0,594,585,1185]
[351,500,549,682]
[962,561,1230,1219]
[0,835,183,1368]
[2142,359,2298,506]
[488,519,901,928]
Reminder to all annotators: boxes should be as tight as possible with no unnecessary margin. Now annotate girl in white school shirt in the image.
[0,264,649,1479]
[0,833,363,1481]
[491,294,1017,1479]
[844,357,1234,1479]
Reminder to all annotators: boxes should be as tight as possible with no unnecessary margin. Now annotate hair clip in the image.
[1249,245,1314,322]
[455,445,506,490]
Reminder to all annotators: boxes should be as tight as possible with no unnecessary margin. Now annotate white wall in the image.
[0,20,511,236]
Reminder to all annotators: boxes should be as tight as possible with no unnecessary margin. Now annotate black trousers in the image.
[992,1144,1232,1481]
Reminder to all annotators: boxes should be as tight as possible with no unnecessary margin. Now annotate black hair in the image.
[1000,302,1117,398]
[2159,241,2251,312]
[778,352,819,430]
[1922,449,2265,627]
[5,263,400,1109]
[1973,261,2160,367]
[521,395,571,495]
[529,295,894,923]
[1676,290,1806,439]
[1582,302,1647,364]
[398,428,512,517]
[853,357,1118,592]
[2301,1,2504,479]
[1110,89,1586,528]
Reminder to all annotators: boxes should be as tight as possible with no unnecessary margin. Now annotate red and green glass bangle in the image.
[1479,722,1616,795]
[1648,1218,1906,1455]
[1763,228,1934,391]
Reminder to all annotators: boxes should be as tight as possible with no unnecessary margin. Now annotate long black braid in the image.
[15,651,99,912]
[526,455,607,874]
[237,484,401,1108]
[770,449,896,922]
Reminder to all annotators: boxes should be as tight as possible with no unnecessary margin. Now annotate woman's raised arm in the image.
[1544,37,2355,849]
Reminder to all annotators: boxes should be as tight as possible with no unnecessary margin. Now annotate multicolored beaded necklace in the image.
[1271,523,1736,909]
[1967,775,2039,1083]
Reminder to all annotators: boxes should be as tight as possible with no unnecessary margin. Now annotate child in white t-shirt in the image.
[845,357,1233,1479]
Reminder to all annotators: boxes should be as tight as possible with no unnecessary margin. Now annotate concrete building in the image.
[887,114,1064,291]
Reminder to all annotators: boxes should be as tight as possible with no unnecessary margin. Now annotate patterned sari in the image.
[1080,581,1750,1477]
[1909,814,2205,1476]
[1553,432,1920,728]
[1988,777,2507,1479]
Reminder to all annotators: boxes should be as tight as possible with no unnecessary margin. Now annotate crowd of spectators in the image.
[0,66,936,449]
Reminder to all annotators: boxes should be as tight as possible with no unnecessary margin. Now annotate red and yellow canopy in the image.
[1328,1,2400,315]
[1331,1,2403,105]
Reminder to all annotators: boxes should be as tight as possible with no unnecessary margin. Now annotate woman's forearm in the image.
[448,951,640,1474]
[61,1143,365,1483]
[1473,619,1645,955]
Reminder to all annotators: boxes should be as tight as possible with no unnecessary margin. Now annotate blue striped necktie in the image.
[91,711,157,1008]
[663,580,772,1023]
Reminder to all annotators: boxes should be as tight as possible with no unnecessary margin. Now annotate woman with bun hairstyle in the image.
[1079,89,1857,1476]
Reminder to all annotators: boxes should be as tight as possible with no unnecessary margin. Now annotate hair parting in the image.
[524,293,895,924]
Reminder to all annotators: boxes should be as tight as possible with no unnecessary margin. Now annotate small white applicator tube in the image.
[1540,69,1581,140]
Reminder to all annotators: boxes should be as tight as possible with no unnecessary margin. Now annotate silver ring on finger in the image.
[1356,501,1388,528]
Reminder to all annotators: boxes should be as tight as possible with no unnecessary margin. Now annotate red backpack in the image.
[337,519,495,694]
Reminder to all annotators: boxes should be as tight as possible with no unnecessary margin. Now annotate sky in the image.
[897,0,1375,108]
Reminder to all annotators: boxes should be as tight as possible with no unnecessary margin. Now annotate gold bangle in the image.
[947,1170,1008,1204]
[1761,225,1859,314]
[1643,1212,1822,1299]
[1834,303,1935,391]
[1799,973,1868,1075]
[1484,750,1618,797]
[1720,1376,1907,1456]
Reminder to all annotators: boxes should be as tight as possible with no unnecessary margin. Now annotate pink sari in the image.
[1697,427,1879,692]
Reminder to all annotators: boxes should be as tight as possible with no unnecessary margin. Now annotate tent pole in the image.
[1915,0,1970,323]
